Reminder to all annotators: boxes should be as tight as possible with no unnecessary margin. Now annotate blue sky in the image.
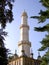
[5,0,47,59]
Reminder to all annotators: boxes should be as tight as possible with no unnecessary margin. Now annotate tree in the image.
[0,0,14,28]
[31,0,49,22]
[0,29,8,65]
[31,0,49,65]
[0,0,14,65]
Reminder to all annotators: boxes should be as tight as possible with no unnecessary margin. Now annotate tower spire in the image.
[18,11,31,57]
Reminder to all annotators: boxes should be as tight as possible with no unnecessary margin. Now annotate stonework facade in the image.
[8,11,41,65]
[8,56,41,65]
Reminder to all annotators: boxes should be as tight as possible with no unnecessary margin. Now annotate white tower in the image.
[18,11,31,57]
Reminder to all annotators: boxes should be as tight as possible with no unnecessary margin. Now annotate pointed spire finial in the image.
[38,51,40,56]
[37,51,41,60]
[30,48,33,58]
[21,10,28,17]
[15,50,17,54]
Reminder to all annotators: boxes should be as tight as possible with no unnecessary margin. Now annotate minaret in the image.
[18,11,31,57]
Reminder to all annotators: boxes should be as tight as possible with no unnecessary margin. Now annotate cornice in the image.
[18,41,31,47]
[20,24,29,30]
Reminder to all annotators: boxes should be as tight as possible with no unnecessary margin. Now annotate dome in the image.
[21,11,28,17]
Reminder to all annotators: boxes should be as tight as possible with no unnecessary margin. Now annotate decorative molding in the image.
[20,24,29,30]
[18,41,31,47]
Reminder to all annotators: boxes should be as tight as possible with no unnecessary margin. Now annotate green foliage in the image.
[39,34,49,51]
[40,51,49,65]
[31,0,49,22]
[31,10,49,22]
[40,0,49,8]
[0,0,14,65]
[0,0,14,28]
[31,0,49,65]
[0,34,8,65]
[34,24,49,32]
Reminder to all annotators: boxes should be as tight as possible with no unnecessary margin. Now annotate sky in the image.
[4,0,47,59]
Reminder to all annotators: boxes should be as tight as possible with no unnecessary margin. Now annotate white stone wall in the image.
[23,44,30,57]
[8,58,24,65]
[21,16,27,25]
[18,42,30,57]
[18,44,23,56]
[20,27,29,41]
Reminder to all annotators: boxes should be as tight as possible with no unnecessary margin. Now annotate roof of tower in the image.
[21,11,28,17]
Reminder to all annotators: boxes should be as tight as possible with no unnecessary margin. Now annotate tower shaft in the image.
[20,17,29,41]
[18,11,31,57]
